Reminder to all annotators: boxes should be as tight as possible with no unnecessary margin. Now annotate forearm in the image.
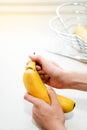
[61,71,87,91]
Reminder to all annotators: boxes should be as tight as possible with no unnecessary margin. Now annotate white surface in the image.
[0,14,87,130]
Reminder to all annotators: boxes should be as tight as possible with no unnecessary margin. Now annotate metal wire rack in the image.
[49,2,87,53]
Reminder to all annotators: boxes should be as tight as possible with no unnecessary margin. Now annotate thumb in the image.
[29,54,47,68]
[29,54,42,63]
[47,86,60,106]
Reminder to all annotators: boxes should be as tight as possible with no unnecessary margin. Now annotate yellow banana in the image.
[23,61,76,113]
[74,25,87,43]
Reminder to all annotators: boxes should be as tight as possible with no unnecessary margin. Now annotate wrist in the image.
[56,70,70,89]
[63,71,87,91]
[44,120,66,130]
[59,70,76,89]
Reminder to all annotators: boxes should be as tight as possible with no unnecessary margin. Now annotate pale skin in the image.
[24,86,66,130]
[24,54,87,130]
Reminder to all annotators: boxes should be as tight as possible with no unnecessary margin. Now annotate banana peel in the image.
[23,61,76,113]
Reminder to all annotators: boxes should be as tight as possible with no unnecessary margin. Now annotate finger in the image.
[29,55,42,64]
[24,93,46,107]
[47,86,60,106]
[29,55,46,69]
[37,70,45,75]
[42,75,50,84]
[29,54,42,68]
[36,65,42,71]
[24,93,39,105]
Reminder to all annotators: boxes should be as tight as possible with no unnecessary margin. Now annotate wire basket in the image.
[49,2,87,53]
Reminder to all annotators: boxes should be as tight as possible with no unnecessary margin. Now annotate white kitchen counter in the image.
[0,13,87,130]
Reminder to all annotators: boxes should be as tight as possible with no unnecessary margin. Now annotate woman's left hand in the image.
[24,86,66,130]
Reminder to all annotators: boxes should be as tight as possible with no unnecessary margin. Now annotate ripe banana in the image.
[74,25,87,43]
[23,61,76,113]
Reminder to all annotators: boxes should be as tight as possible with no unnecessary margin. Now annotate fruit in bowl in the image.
[74,25,87,44]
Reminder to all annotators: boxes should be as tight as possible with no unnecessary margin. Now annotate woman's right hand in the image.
[29,54,87,91]
[29,54,65,89]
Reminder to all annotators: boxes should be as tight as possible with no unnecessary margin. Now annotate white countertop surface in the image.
[0,13,87,130]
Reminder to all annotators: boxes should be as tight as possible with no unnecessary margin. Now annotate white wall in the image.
[0,0,87,14]
[0,0,87,3]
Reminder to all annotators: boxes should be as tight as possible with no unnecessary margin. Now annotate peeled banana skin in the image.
[23,61,76,113]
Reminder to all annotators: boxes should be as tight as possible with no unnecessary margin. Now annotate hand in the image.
[29,54,87,91]
[24,86,66,130]
[29,55,65,89]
